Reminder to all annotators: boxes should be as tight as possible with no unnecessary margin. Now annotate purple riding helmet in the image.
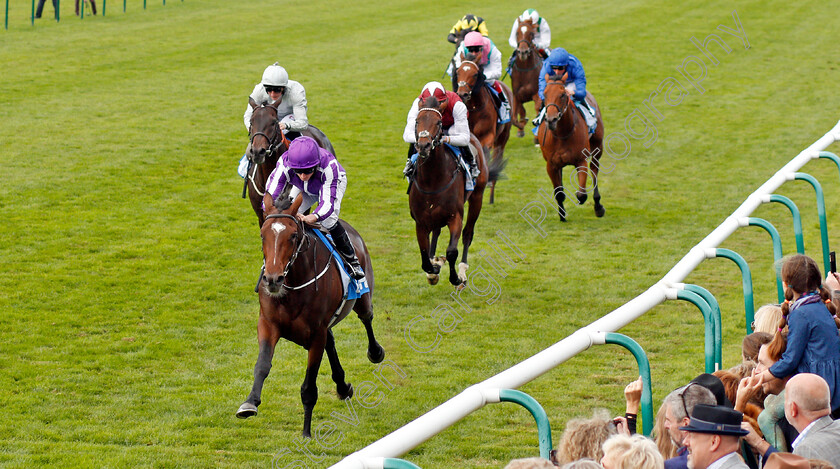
[285,136,321,170]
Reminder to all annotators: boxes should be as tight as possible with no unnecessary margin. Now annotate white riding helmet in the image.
[519,9,539,24]
[261,62,289,87]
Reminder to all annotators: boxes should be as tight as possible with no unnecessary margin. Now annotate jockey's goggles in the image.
[264,85,285,93]
[551,65,566,71]
[466,46,482,53]
[294,166,318,175]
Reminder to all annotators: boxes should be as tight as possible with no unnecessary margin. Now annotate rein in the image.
[247,106,291,197]
[262,213,334,291]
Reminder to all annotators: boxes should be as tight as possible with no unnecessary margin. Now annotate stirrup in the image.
[469,164,480,178]
[347,261,365,280]
[403,160,415,178]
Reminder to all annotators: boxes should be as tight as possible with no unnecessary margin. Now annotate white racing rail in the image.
[332,120,840,469]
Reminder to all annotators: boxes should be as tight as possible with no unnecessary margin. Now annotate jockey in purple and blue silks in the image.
[533,47,598,133]
[264,136,364,279]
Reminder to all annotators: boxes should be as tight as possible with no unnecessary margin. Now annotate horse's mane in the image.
[272,184,294,211]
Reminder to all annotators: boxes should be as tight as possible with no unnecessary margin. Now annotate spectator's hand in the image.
[741,421,770,454]
[736,375,761,411]
[826,273,840,292]
[624,376,643,414]
[613,417,630,436]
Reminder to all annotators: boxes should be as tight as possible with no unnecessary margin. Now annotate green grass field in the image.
[2,0,840,467]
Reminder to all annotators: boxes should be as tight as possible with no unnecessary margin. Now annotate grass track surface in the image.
[2,0,840,467]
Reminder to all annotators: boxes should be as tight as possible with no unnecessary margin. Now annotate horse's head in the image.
[543,72,571,131]
[515,19,538,59]
[260,185,305,298]
[456,61,480,102]
[414,96,444,158]
[248,98,287,165]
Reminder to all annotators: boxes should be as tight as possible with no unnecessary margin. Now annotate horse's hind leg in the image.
[589,144,606,218]
[547,163,567,222]
[325,330,353,400]
[300,331,327,438]
[461,188,485,268]
[446,214,464,287]
[354,293,385,364]
[236,316,280,419]
[512,94,526,137]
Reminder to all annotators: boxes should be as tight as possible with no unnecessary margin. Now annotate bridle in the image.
[262,213,332,291]
[512,39,542,72]
[456,60,482,104]
[249,104,291,163]
[412,108,460,195]
[543,81,577,141]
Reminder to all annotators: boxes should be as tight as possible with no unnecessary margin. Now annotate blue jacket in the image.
[538,48,586,101]
[769,300,840,411]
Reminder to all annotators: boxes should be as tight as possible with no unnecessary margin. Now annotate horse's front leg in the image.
[416,225,440,284]
[236,315,280,419]
[353,295,386,364]
[512,94,525,136]
[301,330,327,438]
[574,159,589,206]
[546,162,566,222]
[446,213,464,286]
[325,329,353,400]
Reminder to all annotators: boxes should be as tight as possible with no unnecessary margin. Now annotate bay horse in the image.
[509,19,543,138]
[409,96,501,287]
[537,73,605,221]
[244,98,336,227]
[236,187,385,437]
[455,61,512,204]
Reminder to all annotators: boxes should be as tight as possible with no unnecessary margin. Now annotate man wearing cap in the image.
[662,384,717,469]
[681,404,750,469]
[402,81,474,179]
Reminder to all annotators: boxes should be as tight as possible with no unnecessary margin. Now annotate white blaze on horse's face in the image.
[520,26,527,34]
[464,65,471,72]
[271,223,285,235]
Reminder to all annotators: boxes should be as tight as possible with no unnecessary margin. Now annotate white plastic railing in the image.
[331,120,840,469]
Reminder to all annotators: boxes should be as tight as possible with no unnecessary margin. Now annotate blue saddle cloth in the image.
[312,229,370,300]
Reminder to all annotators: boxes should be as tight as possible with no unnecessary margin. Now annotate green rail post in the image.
[673,290,716,373]
[682,285,722,368]
[768,194,805,254]
[747,217,784,301]
[5,0,9,30]
[55,0,58,21]
[713,248,756,333]
[499,389,553,459]
[819,151,840,177]
[30,0,34,25]
[603,333,654,436]
[793,173,830,276]
[80,0,84,18]
[123,0,125,12]
[102,0,105,15]
[384,458,423,469]
[143,0,146,9]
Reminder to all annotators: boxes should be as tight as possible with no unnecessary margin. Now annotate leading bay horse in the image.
[509,18,543,138]
[236,186,385,437]
[537,73,605,221]
[409,96,500,287]
[455,61,512,204]
[245,98,335,227]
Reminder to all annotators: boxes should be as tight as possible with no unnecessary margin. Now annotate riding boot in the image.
[403,143,416,179]
[329,223,365,280]
[532,104,546,126]
[462,148,479,178]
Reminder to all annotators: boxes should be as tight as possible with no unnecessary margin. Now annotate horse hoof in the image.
[236,403,258,419]
[595,206,606,218]
[457,263,469,283]
[338,382,354,400]
[368,344,385,364]
[427,273,440,285]
[517,130,524,138]
[455,281,467,291]
[576,193,588,205]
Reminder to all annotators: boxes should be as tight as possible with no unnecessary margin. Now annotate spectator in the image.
[753,304,783,334]
[784,373,840,467]
[691,373,734,407]
[763,452,810,469]
[553,411,617,465]
[622,377,643,435]
[654,402,679,460]
[560,459,605,469]
[739,343,796,455]
[600,434,663,469]
[680,404,750,469]
[757,255,840,415]
[34,0,57,18]
[715,369,762,428]
[662,383,716,469]
[504,457,555,469]
[743,332,774,364]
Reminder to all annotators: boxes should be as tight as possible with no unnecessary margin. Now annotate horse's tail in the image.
[486,149,508,184]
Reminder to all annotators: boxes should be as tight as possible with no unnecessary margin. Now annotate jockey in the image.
[453,31,510,123]
[243,62,308,139]
[264,136,365,280]
[447,14,489,45]
[507,9,551,57]
[402,82,475,178]
[533,47,597,134]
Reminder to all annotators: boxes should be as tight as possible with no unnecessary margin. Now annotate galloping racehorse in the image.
[236,187,385,437]
[244,98,335,227]
[455,61,512,204]
[537,73,605,221]
[509,19,543,138]
[409,96,500,287]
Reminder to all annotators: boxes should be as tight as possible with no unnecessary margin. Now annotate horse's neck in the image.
[556,102,578,136]
[416,147,456,182]
[467,85,490,112]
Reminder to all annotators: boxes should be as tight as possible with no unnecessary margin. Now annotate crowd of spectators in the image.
[504,254,840,469]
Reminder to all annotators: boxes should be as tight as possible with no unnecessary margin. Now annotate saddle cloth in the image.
[312,229,370,300]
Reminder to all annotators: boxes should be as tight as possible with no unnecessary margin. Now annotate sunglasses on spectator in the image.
[677,383,696,420]
[295,166,317,175]
[264,85,285,93]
